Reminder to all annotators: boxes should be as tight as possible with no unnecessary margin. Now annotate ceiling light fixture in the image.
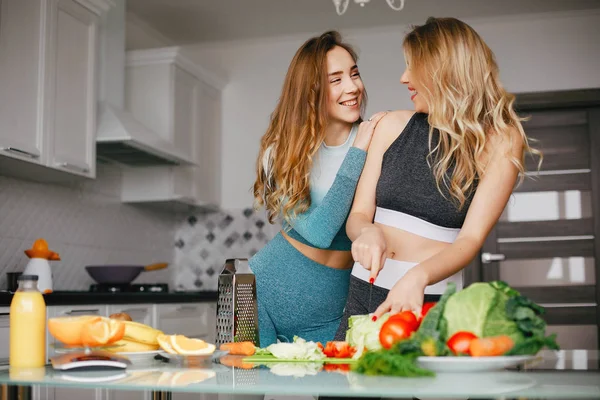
[332,0,405,16]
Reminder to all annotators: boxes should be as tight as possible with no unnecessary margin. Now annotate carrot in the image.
[219,355,255,369]
[219,343,233,351]
[219,341,256,356]
[469,335,515,357]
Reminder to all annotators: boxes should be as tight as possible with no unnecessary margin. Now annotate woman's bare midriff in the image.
[375,223,452,263]
[281,230,354,270]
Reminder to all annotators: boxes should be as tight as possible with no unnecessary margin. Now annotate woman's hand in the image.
[352,111,388,151]
[373,268,428,319]
[351,225,387,282]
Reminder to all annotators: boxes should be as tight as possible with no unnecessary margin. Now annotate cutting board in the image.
[243,355,357,364]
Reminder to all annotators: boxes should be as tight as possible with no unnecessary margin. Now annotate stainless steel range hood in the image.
[96,103,195,166]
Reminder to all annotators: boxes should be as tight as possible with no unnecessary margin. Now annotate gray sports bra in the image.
[375,112,477,231]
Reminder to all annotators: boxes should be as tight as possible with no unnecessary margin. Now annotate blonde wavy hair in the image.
[404,17,541,209]
[253,31,366,224]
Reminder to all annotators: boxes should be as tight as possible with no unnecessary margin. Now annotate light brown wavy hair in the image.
[253,31,366,224]
[403,17,541,209]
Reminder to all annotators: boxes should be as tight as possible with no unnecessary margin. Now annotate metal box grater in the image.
[216,258,260,347]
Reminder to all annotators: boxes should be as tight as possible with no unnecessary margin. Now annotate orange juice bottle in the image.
[10,275,46,367]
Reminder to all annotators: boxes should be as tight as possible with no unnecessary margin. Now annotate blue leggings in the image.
[249,233,351,347]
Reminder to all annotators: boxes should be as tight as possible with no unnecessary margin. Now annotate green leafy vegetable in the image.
[352,349,434,377]
[417,282,456,338]
[443,283,501,339]
[255,347,272,356]
[345,313,391,357]
[482,289,524,343]
[505,333,559,356]
[442,280,559,355]
[489,280,520,297]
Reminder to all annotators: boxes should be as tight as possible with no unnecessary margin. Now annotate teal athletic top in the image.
[263,123,366,251]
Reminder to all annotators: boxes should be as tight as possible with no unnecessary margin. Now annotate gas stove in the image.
[89,283,169,293]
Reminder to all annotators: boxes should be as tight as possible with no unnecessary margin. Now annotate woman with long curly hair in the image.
[250,30,387,346]
[336,17,541,337]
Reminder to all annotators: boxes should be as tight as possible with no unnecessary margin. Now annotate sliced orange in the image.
[157,334,177,354]
[170,370,216,386]
[170,335,215,356]
[48,316,101,346]
[80,318,125,347]
[157,372,174,386]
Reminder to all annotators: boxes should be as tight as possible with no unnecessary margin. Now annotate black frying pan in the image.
[85,263,168,284]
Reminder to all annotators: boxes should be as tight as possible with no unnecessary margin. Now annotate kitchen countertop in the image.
[0,350,598,399]
[0,290,218,307]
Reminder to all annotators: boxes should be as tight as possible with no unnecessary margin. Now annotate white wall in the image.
[184,10,600,209]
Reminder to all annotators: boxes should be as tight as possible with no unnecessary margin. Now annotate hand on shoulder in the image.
[352,111,388,151]
[369,109,416,151]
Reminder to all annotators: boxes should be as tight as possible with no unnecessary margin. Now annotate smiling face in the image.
[325,46,364,125]
[400,62,429,113]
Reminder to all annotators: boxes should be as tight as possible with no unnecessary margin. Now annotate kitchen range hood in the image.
[95,3,197,168]
[96,103,196,167]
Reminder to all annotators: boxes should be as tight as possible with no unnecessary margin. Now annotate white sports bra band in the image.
[374,207,460,243]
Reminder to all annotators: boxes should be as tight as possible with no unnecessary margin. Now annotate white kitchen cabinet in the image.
[0,0,110,179]
[189,80,221,207]
[124,47,213,165]
[156,303,214,342]
[45,0,99,177]
[120,47,225,210]
[107,304,154,327]
[0,0,45,164]
[0,307,9,366]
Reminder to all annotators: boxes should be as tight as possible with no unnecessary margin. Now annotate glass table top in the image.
[0,350,597,399]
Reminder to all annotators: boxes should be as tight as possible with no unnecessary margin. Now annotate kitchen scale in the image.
[50,347,132,370]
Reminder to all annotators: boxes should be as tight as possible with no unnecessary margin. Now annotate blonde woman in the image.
[251,31,387,346]
[336,17,541,336]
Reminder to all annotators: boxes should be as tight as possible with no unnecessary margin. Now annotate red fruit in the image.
[420,302,437,320]
[447,331,478,355]
[388,311,419,331]
[322,341,356,358]
[379,319,414,349]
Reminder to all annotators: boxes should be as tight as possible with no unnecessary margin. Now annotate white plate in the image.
[417,355,536,372]
[117,350,162,356]
[115,350,162,364]
[157,351,214,365]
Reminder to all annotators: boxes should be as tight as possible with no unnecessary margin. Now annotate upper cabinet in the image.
[0,0,110,179]
[0,0,46,164]
[46,0,100,177]
[120,47,226,210]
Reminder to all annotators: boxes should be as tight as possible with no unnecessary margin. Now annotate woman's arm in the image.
[373,128,524,317]
[288,112,388,248]
[287,146,367,248]
[346,111,415,274]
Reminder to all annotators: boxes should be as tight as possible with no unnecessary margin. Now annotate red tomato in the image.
[323,363,351,373]
[447,331,478,355]
[420,302,437,320]
[379,318,413,349]
[388,311,419,331]
[322,341,356,358]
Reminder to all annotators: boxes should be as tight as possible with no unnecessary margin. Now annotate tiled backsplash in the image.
[173,208,278,291]
[0,164,175,291]
[1,164,278,292]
